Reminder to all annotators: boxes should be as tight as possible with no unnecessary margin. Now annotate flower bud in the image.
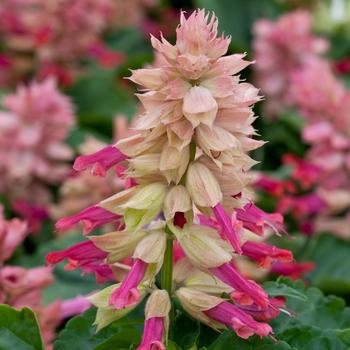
[88,283,146,330]
[175,224,232,269]
[133,230,167,279]
[100,184,166,231]
[89,230,147,264]
[186,162,222,207]
[163,185,192,222]
[176,287,224,331]
[145,290,171,320]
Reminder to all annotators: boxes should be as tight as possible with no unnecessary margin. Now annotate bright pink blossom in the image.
[271,261,315,280]
[204,301,272,339]
[137,317,165,350]
[210,263,269,308]
[73,145,127,177]
[109,259,147,309]
[236,203,285,236]
[55,205,121,235]
[241,241,293,268]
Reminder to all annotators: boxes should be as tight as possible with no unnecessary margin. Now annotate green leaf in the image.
[172,311,200,349]
[0,329,35,350]
[166,341,182,350]
[208,331,293,350]
[93,328,141,350]
[0,305,43,350]
[54,306,143,350]
[304,235,350,293]
[264,278,308,302]
[279,326,348,350]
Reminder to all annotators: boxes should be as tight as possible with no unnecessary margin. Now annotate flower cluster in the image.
[254,10,350,239]
[48,10,293,346]
[253,10,328,116]
[0,0,124,86]
[0,78,75,206]
[289,58,350,238]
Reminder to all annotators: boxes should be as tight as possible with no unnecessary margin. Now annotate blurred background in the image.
[1,0,350,348]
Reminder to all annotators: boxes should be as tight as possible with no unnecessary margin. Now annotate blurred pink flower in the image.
[0,78,75,205]
[253,10,328,116]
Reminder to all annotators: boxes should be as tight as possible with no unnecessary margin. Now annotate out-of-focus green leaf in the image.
[193,0,282,51]
[269,234,350,294]
[68,68,136,135]
[0,305,43,350]
[304,235,350,293]
[13,233,99,304]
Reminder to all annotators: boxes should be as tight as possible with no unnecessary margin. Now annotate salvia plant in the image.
[47,9,294,348]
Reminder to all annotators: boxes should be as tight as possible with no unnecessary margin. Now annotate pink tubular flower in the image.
[137,317,165,350]
[204,301,272,339]
[236,203,285,236]
[271,261,315,280]
[73,145,127,177]
[210,263,269,308]
[241,241,293,268]
[236,297,286,322]
[13,200,48,234]
[55,205,121,235]
[46,240,107,269]
[212,203,242,253]
[0,206,28,262]
[60,295,91,320]
[278,193,326,218]
[109,259,147,309]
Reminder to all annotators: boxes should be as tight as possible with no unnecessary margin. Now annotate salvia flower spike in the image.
[49,9,293,344]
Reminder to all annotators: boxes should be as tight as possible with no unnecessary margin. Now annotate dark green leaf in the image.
[208,331,293,350]
[172,311,200,349]
[264,278,308,302]
[0,305,43,350]
[0,328,35,350]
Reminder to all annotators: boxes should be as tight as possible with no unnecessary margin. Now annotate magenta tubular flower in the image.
[236,297,286,322]
[137,317,165,350]
[210,263,269,308]
[236,203,285,236]
[13,200,48,234]
[60,295,91,320]
[204,301,272,339]
[271,261,315,280]
[55,205,121,235]
[73,145,127,176]
[46,240,107,267]
[212,203,242,253]
[109,259,147,309]
[241,241,293,268]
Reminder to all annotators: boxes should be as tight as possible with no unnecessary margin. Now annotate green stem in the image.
[161,233,173,295]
